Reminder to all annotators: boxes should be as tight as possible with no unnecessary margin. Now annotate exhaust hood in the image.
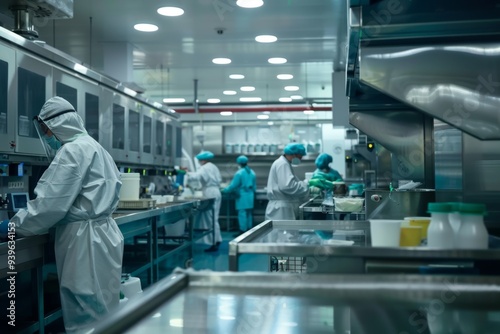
[347,0,500,140]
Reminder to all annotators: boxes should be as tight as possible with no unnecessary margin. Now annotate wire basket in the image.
[117,199,156,210]
[270,256,307,273]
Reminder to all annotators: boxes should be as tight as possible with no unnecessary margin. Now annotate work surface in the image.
[92,269,500,334]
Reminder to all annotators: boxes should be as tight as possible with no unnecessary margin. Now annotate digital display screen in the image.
[11,193,29,212]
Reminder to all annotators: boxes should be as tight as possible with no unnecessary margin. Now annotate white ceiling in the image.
[31,0,337,109]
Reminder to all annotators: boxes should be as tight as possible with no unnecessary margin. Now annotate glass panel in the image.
[129,109,140,152]
[166,124,173,157]
[85,93,99,141]
[113,104,125,149]
[18,67,45,138]
[56,82,77,108]
[0,60,7,134]
[176,126,182,158]
[143,115,152,153]
[155,120,163,155]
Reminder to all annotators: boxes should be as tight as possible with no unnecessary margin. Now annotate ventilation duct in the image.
[5,0,73,40]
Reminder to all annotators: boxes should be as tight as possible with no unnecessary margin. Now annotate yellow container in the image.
[404,217,431,239]
[400,226,423,247]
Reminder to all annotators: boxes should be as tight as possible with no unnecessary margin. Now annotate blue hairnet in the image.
[284,143,306,156]
[196,151,214,160]
[315,153,333,169]
[236,155,248,164]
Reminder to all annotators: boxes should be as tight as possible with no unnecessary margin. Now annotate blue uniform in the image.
[224,166,256,232]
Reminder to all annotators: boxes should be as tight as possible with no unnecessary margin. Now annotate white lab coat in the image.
[265,156,309,220]
[188,161,222,244]
[12,97,124,333]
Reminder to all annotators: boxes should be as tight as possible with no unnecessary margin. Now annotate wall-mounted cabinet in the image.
[0,27,179,168]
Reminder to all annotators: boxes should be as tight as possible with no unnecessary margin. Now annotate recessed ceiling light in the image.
[267,121,274,125]
[290,95,303,99]
[279,97,292,102]
[207,98,220,103]
[212,58,231,64]
[240,86,255,92]
[257,114,270,120]
[236,0,264,8]
[255,35,277,43]
[134,23,158,32]
[163,98,185,103]
[240,97,262,102]
[268,57,287,64]
[277,74,293,80]
[157,7,184,16]
[262,111,270,114]
[223,90,237,95]
[229,74,245,79]
[220,111,233,116]
[303,110,315,115]
[284,86,299,91]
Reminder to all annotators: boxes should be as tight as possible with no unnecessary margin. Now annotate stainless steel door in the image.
[365,189,435,219]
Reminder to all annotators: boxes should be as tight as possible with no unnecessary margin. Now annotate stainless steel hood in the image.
[346,0,500,140]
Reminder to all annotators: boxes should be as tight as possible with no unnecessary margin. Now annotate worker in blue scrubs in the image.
[222,155,256,237]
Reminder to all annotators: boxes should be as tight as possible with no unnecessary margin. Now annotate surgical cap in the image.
[315,153,333,169]
[284,143,306,156]
[236,155,248,165]
[196,151,215,160]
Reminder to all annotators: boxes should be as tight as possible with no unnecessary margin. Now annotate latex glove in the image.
[309,186,321,195]
[308,178,334,190]
[0,219,10,239]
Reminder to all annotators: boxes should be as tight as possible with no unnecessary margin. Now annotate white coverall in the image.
[265,155,309,220]
[12,97,124,333]
[188,161,222,244]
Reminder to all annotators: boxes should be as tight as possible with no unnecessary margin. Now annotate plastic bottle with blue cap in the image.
[427,202,454,249]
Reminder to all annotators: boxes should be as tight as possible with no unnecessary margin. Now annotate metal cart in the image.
[90,269,500,334]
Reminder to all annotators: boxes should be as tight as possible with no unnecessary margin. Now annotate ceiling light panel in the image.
[284,86,300,91]
[134,24,158,32]
[223,90,237,95]
[220,111,233,116]
[212,58,231,64]
[157,7,184,16]
[279,97,292,102]
[240,97,262,102]
[229,74,245,79]
[240,86,255,92]
[290,95,303,99]
[257,114,269,119]
[268,57,287,64]
[277,74,293,80]
[163,98,185,103]
[207,98,220,103]
[255,35,277,43]
[236,0,264,8]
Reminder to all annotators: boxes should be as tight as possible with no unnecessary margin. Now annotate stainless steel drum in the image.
[365,189,435,219]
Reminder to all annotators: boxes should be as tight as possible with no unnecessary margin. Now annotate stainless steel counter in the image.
[91,269,500,334]
[229,220,500,274]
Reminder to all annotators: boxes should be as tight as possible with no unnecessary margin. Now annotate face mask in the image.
[291,157,301,166]
[45,135,62,151]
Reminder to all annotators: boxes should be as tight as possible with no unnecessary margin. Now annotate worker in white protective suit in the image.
[265,143,310,220]
[185,151,222,252]
[11,97,124,333]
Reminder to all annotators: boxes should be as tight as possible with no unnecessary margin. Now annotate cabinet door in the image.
[127,103,141,163]
[141,108,154,165]
[16,53,52,155]
[165,123,173,166]
[0,44,15,152]
[154,116,165,166]
[109,94,127,162]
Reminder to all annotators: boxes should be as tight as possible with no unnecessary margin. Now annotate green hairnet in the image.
[236,155,248,164]
[315,153,333,169]
[284,143,306,155]
[196,151,215,160]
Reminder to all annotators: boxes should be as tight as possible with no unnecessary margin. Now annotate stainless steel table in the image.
[91,269,500,334]
[229,220,500,274]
